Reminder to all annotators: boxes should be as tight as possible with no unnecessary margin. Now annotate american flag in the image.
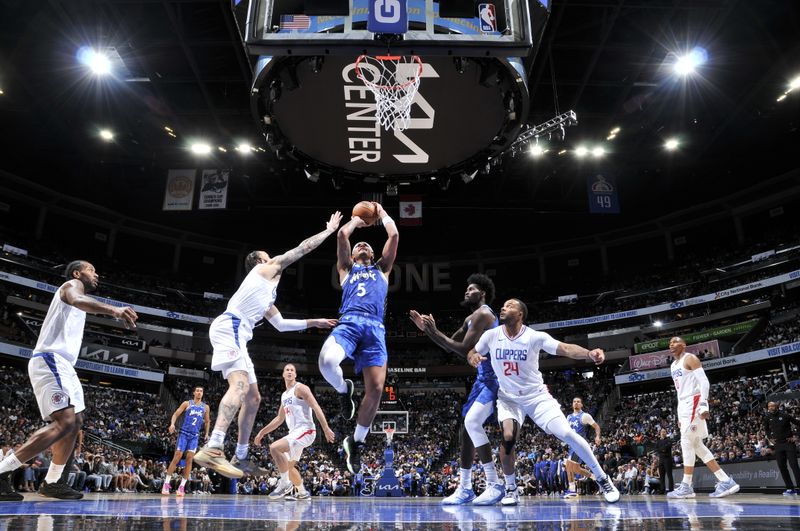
[279,14,311,30]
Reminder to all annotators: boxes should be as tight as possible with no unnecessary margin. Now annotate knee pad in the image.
[502,420,519,454]
[695,442,714,463]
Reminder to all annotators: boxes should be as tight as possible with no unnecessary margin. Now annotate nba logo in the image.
[479,3,497,33]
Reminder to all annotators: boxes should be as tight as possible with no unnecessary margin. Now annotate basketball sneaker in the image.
[783,489,796,496]
[562,489,578,499]
[193,446,243,479]
[177,484,185,497]
[595,476,620,503]
[500,487,520,506]
[667,482,695,499]
[161,482,171,496]
[709,478,739,498]
[0,472,23,501]
[39,481,84,500]
[286,487,311,501]
[441,486,476,505]
[472,482,505,505]
[343,436,364,475]
[269,480,294,500]
[231,455,269,477]
[339,379,356,420]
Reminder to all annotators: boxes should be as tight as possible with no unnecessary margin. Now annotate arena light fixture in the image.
[653,320,663,328]
[592,146,605,158]
[575,146,589,158]
[777,94,787,102]
[664,138,680,151]
[530,143,545,157]
[99,129,114,141]
[236,142,253,154]
[673,47,708,77]
[789,75,800,91]
[218,146,227,152]
[190,142,211,155]
[609,127,620,135]
[0,88,4,95]
[606,133,617,141]
[78,48,112,76]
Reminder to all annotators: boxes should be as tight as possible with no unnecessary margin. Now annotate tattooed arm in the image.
[271,211,343,271]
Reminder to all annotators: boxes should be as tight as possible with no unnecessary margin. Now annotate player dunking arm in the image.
[409,274,500,505]
[667,337,739,499]
[0,261,137,501]
[563,397,601,498]
[317,202,399,474]
[194,212,343,479]
[162,386,211,497]
[468,299,620,505]
[254,363,336,500]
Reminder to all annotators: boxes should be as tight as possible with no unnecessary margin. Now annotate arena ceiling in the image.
[0,0,798,251]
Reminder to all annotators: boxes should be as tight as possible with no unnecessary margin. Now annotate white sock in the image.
[713,469,730,482]
[0,453,22,475]
[44,463,65,484]
[235,443,249,460]
[683,473,693,485]
[459,468,472,489]
[505,473,517,489]
[208,429,226,448]
[280,471,289,483]
[180,478,187,487]
[569,481,576,491]
[354,424,369,443]
[482,462,498,484]
[297,482,307,494]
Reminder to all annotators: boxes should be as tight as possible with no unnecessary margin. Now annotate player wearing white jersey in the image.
[468,299,619,505]
[194,212,342,479]
[0,261,137,501]
[667,337,739,499]
[254,364,335,500]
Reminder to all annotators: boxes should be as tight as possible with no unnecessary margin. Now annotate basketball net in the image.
[384,427,395,444]
[355,55,423,132]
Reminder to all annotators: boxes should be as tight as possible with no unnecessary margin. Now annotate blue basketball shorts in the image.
[329,313,388,374]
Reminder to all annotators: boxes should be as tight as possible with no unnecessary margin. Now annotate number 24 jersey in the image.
[474,326,560,400]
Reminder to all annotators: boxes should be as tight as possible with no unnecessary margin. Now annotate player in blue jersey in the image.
[563,396,601,498]
[317,202,399,474]
[409,273,500,505]
[163,386,210,496]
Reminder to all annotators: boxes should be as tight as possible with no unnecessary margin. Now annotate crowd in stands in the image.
[754,318,800,350]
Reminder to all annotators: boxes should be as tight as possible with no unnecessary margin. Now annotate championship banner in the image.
[629,340,720,371]
[587,173,620,214]
[399,195,422,226]
[163,169,196,211]
[198,169,229,210]
[634,319,759,354]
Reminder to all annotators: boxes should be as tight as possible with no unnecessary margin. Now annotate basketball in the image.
[352,201,378,225]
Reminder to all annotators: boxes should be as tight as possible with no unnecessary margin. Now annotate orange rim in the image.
[355,55,423,91]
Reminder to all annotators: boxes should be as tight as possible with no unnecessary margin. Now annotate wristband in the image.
[381,216,395,226]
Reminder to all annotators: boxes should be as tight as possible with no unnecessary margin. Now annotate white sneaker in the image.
[595,476,620,503]
[472,482,505,506]
[269,480,293,500]
[667,483,695,499]
[500,487,519,506]
[442,486,476,505]
[709,478,739,498]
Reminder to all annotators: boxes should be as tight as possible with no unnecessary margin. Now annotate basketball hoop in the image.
[384,427,395,444]
[355,54,423,132]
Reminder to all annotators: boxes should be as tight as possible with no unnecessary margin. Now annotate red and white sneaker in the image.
[177,484,185,497]
[161,483,171,496]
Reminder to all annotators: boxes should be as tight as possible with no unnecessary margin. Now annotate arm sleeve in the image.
[267,310,307,332]
[694,367,710,414]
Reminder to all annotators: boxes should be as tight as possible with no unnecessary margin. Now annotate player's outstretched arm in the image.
[556,342,605,364]
[297,384,336,443]
[375,203,399,274]
[168,401,190,434]
[336,216,367,274]
[273,211,343,270]
[61,280,138,328]
[264,305,337,332]
[253,408,286,446]
[410,310,494,358]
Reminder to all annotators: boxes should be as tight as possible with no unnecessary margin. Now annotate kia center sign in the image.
[252,55,529,181]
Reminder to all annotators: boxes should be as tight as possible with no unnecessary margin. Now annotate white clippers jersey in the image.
[222,267,279,344]
[670,355,702,401]
[281,383,314,432]
[33,281,87,366]
[474,325,560,401]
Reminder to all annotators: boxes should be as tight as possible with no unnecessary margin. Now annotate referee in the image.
[763,401,800,495]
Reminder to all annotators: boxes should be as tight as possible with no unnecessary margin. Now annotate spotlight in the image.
[777,94,787,102]
[99,129,114,141]
[530,144,545,157]
[575,146,588,158]
[79,48,112,76]
[0,88,4,95]
[606,134,616,141]
[664,138,680,151]
[236,143,252,154]
[190,143,211,155]
[609,127,620,135]
[592,146,605,158]
[789,75,800,91]
[164,126,173,133]
[673,47,708,77]
[558,149,567,155]
[653,320,663,328]
[218,146,227,152]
